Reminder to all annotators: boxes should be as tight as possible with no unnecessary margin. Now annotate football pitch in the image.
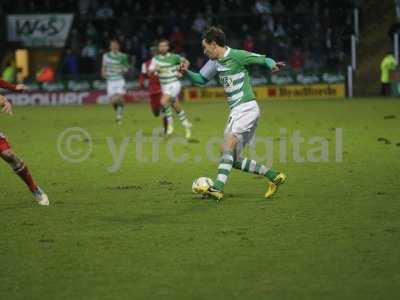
[0,98,399,299]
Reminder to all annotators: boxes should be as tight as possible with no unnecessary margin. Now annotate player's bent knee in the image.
[110,95,123,104]
[161,95,171,106]
[0,149,13,161]
[223,134,239,151]
[0,149,21,165]
[117,94,125,103]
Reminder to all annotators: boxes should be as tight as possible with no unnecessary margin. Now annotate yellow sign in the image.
[183,84,345,101]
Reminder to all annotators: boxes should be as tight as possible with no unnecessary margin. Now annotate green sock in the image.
[177,110,190,127]
[214,150,234,191]
[233,157,278,181]
[164,105,173,124]
[177,110,186,121]
[116,103,124,118]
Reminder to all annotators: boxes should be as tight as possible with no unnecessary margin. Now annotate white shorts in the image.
[161,81,181,99]
[224,101,260,155]
[107,79,126,97]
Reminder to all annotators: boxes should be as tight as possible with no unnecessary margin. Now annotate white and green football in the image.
[192,177,214,194]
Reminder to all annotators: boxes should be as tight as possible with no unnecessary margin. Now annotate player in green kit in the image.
[178,27,287,201]
[101,39,129,124]
[149,39,193,139]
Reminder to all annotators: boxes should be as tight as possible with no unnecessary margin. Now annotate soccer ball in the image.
[192,177,214,194]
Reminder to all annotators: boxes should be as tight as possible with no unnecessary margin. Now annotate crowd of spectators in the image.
[0,0,357,77]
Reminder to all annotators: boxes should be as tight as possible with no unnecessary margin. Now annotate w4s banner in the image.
[7,14,74,47]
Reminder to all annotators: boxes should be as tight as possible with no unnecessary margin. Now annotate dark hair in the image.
[158,38,169,45]
[110,38,119,44]
[202,27,226,47]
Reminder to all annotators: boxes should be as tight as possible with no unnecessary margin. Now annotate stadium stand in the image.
[0,0,356,78]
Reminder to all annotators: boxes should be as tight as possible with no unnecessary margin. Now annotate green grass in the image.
[1,98,400,300]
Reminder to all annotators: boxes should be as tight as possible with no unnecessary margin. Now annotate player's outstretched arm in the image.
[0,79,27,92]
[178,63,209,86]
[269,60,286,73]
[15,84,28,91]
[181,57,190,68]
[236,50,285,73]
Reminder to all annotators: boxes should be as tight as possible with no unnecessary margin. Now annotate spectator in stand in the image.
[303,50,318,70]
[119,12,133,36]
[36,65,55,83]
[113,0,123,17]
[254,0,272,15]
[241,24,250,36]
[148,3,156,16]
[88,0,99,16]
[86,22,99,45]
[78,0,91,17]
[325,27,334,51]
[178,12,192,32]
[132,0,140,13]
[274,22,287,38]
[170,26,185,53]
[155,25,166,40]
[81,39,98,73]
[273,0,285,14]
[312,1,320,16]
[396,0,400,20]
[219,0,228,13]
[2,62,16,83]
[243,35,255,52]
[292,23,304,48]
[380,52,398,96]
[260,14,275,33]
[295,0,310,14]
[256,32,269,53]
[63,49,79,74]
[27,1,36,12]
[117,34,127,50]
[125,35,135,54]
[129,54,138,76]
[69,28,81,53]
[192,13,207,35]
[82,39,98,59]
[138,23,154,45]
[1,0,354,77]
[290,48,305,72]
[96,1,114,19]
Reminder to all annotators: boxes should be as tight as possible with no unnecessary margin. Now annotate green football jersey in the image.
[151,53,183,86]
[102,51,129,81]
[200,47,266,109]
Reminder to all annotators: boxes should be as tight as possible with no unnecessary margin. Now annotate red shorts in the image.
[0,133,10,152]
[150,92,162,117]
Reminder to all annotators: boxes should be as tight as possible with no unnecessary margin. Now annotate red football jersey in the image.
[139,59,161,94]
[0,79,15,151]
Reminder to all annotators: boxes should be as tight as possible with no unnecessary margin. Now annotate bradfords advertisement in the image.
[7,14,74,47]
[5,90,150,106]
[262,84,345,99]
[183,84,345,101]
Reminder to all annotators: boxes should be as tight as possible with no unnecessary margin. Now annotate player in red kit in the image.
[139,47,168,133]
[0,79,49,206]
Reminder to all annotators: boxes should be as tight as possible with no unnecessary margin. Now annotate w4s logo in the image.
[221,76,234,88]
